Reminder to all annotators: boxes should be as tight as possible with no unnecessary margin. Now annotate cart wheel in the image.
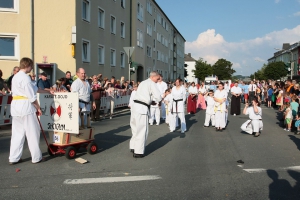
[65,146,77,159]
[87,142,98,154]
[47,145,55,157]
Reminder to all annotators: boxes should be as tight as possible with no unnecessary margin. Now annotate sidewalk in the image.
[0,107,131,137]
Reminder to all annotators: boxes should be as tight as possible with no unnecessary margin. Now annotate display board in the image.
[38,92,79,134]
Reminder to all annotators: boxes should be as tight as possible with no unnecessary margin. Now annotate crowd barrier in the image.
[0,89,132,125]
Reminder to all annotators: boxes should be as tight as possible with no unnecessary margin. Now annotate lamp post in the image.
[274,48,293,79]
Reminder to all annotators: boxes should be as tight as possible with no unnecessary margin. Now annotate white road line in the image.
[63,175,162,185]
[242,166,300,173]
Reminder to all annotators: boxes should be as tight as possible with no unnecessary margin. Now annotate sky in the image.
[156,0,300,76]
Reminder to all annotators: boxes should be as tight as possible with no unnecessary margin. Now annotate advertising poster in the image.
[38,92,79,134]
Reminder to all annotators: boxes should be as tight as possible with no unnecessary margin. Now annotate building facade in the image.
[0,0,184,83]
[184,53,197,83]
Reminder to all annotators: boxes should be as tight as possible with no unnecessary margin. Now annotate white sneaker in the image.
[234,114,236,116]
[110,117,112,119]
[150,123,153,125]
[181,131,185,134]
[156,124,159,126]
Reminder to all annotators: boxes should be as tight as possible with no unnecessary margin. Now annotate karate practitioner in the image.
[163,88,172,124]
[169,78,187,133]
[130,71,162,158]
[230,82,242,116]
[241,97,263,137]
[71,68,96,130]
[157,75,168,120]
[203,90,215,127]
[214,82,228,131]
[9,57,52,164]
[149,97,161,125]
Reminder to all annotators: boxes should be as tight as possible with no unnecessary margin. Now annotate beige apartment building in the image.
[0,0,184,83]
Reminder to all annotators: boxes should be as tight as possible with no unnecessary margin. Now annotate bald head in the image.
[149,71,160,83]
[77,68,86,81]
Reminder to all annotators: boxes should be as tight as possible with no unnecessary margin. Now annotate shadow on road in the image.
[288,135,300,151]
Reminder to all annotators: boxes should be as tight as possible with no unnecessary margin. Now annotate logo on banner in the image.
[50,101,62,121]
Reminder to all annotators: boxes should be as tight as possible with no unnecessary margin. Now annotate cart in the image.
[38,116,98,159]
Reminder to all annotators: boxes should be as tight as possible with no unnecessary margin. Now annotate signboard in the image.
[37,92,79,134]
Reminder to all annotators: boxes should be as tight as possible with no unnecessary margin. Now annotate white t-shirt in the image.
[231,86,242,94]
[248,84,257,92]
[188,86,198,95]
[245,106,262,120]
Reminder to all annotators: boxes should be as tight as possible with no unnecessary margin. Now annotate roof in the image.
[184,53,196,62]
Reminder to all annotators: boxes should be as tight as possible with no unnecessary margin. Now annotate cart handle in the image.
[36,113,55,155]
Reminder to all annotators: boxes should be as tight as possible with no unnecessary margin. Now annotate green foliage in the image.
[263,61,288,80]
[211,58,236,80]
[192,58,213,81]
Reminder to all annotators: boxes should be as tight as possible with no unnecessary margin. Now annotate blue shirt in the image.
[267,88,273,96]
[209,85,216,91]
[291,102,299,116]
[37,79,51,89]
[243,85,249,93]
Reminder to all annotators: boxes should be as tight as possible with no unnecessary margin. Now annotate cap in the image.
[40,72,47,77]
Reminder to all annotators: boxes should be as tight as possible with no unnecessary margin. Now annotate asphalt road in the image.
[1,105,300,199]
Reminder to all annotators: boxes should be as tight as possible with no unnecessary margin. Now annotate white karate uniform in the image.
[204,96,215,126]
[157,81,168,119]
[128,90,136,108]
[241,106,263,134]
[164,93,172,124]
[214,89,228,128]
[169,86,187,132]
[149,99,160,125]
[9,71,42,163]
[130,79,162,154]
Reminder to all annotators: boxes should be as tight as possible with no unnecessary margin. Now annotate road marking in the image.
[63,175,162,185]
[242,166,300,173]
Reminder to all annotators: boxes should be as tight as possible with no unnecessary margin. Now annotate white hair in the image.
[149,71,159,77]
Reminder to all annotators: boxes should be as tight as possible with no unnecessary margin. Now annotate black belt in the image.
[134,100,150,110]
[172,99,183,113]
[79,99,90,105]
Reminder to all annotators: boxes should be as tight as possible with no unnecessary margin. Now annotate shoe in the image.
[181,131,185,134]
[156,124,159,126]
[110,117,112,119]
[130,149,134,153]
[254,132,260,137]
[295,132,300,135]
[188,112,190,114]
[133,153,144,158]
[203,125,209,128]
[233,114,236,116]
[9,159,23,165]
[150,123,153,126]
[170,130,174,132]
[32,157,46,164]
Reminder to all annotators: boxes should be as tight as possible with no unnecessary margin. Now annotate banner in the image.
[38,92,79,134]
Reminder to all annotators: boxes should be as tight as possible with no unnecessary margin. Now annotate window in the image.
[157,13,161,24]
[147,46,152,57]
[82,39,90,62]
[137,3,143,22]
[120,52,125,68]
[98,45,104,64]
[98,7,105,28]
[0,0,19,13]
[121,22,125,38]
[110,49,116,66]
[111,15,116,34]
[82,0,90,22]
[147,23,152,36]
[137,30,143,48]
[121,0,125,8]
[153,19,156,31]
[146,1,152,14]
[153,39,156,48]
[0,34,19,60]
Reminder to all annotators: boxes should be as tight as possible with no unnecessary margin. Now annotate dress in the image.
[214,89,228,128]
[241,106,263,134]
[169,86,187,132]
[130,79,162,154]
[276,90,283,106]
[187,86,198,114]
[230,86,242,115]
[9,71,42,163]
[197,86,207,110]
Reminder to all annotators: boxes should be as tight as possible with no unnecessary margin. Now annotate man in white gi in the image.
[9,57,51,164]
[71,68,96,130]
[156,74,168,121]
[214,82,228,131]
[130,71,162,158]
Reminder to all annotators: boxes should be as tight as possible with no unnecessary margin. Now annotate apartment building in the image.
[184,53,197,83]
[0,0,184,83]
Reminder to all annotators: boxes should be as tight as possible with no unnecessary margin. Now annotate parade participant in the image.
[248,80,257,103]
[214,82,228,131]
[71,68,96,130]
[128,84,138,109]
[157,74,168,121]
[197,82,207,110]
[187,82,198,114]
[163,88,172,124]
[230,81,242,116]
[130,71,162,158]
[241,97,263,137]
[149,97,161,126]
[9,57,52,164]
[203,90,215,127]
[169,78,187,133]
[224,81,230,93]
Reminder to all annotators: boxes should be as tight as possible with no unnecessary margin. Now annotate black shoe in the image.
[133,153,144,158]
[216,128,219,132]
[130,149,134,153]
[9,159,23,165]
[203,125,209,128]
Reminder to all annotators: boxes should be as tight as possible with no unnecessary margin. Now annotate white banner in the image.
[37,92,79,134]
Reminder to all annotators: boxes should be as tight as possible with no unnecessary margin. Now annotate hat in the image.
[40,72,47,77]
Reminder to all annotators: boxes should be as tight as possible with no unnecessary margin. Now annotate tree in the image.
[212,58,236,80]
[192,58,213,81]
[264,61,288,80]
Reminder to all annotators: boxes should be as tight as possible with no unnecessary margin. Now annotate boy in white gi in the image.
[203,90,215,127]
[163,88,172,124]
[149,98,161,125]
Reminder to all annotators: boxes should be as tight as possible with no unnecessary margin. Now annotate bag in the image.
[271,94,275,102]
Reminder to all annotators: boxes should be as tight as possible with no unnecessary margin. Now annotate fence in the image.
[0,95,12,126]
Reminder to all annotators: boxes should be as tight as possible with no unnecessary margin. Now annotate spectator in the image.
[0,70,10,95]
[52,78,68,92]
[64,71,73,92]
[291,95,299,120]
[6,66,20,90]
[37,72,51,91]
[283,102,292,132]
[29,72,37,86]
[267,85,273,108]
[114,80,122,89]
[97,73,103,84]
[91,75,102,121]
[104,83,115,119]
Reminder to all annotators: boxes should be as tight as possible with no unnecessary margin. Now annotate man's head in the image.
[19,57,33,73]
[76,68,86,81]
[13,66,20,75]
[158,74,163,82]
[234,81,238,87]
[149,71,160,83]
[111,76,115,84]
[287,79,292,86]
[65,71,71,79]
[40,72,47,81]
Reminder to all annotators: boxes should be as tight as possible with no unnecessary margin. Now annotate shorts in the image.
[267,96,272,101]
[285,118,291,124]
[244,94,249,100]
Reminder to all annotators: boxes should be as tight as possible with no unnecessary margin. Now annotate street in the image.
[1,106,300,199]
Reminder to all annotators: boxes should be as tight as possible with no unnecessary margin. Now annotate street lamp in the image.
[274,48,293,79]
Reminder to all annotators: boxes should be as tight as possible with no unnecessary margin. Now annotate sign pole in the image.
[128,49,131,82]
